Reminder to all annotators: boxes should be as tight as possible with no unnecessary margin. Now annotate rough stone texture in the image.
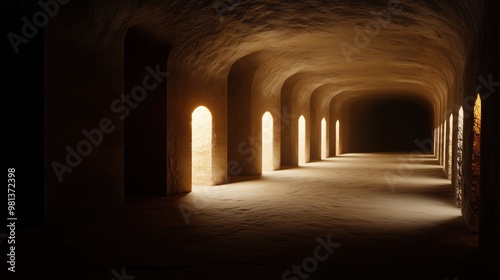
[462,96,481,233]
[471,96,481,232]
[27,0,498,275]
[456,108,464,207]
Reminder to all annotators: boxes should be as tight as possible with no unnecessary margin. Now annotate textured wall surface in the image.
[32,0,498,274]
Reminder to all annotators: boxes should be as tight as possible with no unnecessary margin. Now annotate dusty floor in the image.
[11,153,487,279]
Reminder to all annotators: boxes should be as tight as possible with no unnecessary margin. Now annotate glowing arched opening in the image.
[321,118,327,159]
[439,123,444,165]
[447,114,453,179]
[298,115,306,164]
[456,106,464,207]
[192,106,212,186]
[335,120,340,156]
[470,94,481,231]
[262,112,274,171]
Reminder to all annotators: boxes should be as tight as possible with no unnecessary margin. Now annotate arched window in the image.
[262,112,274,171]
[335,120,340,156]
[298,115,306,164]
[447,114,453,179]
[321,118,327,159]
[192,106,212,186]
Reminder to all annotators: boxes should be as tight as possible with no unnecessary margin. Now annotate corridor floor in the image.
[13,153,486,279]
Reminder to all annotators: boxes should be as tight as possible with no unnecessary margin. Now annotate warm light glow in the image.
[474,94,481,136]
[192,106,212,186]
[321,118,327,159]
[455,106,464,207]
[440,123,444,165]
[472,95,482,177]
[335,120,340,156]
[192,153,461,230]
[262,112,273,171]
[469,94,481,230]
[447,114,453,178]
[298,115,306,164]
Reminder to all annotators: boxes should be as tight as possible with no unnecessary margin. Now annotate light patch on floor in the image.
[16,153,481,280]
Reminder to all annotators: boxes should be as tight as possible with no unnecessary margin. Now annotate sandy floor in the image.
[11,153,486,279]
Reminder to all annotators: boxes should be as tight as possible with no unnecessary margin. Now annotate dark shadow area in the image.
[124,28,170,197]
[3,4,44,227]
[345,95,433,153]
[227,174,263,183]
